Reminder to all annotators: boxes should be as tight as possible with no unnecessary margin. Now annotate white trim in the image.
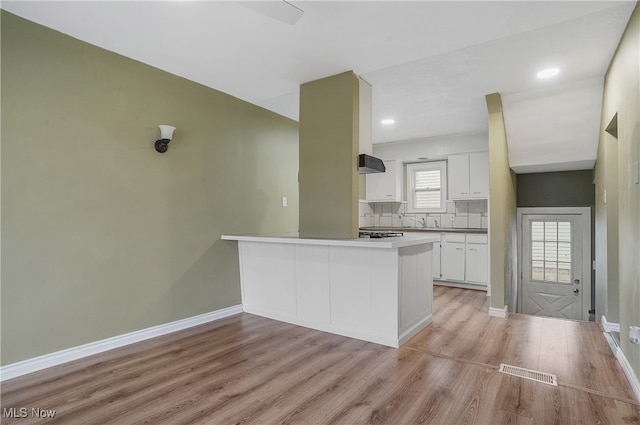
[489,305,509,318]
[615,346,640,402]
[398,315,433,347]
[0,305,243,382]
[434,280,488,291]
[601,315,621,333]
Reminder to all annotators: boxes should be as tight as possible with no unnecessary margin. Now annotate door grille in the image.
[498,364,557,386]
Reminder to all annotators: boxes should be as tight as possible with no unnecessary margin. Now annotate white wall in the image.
[372,132,488,161]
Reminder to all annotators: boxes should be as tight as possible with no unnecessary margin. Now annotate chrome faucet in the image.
[405,217,427,228]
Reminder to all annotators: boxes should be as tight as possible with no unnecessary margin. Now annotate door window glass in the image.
[531,221,572,283]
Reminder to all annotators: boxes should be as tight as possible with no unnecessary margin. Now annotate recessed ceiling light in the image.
[537,68,560,79]
[380,119,395,125]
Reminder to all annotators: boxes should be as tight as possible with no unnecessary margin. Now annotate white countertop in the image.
[221,233,439,249]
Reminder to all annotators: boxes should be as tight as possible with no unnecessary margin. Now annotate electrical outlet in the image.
[630,326,640,344]
[633,161,639,184]
[282,197,287,207]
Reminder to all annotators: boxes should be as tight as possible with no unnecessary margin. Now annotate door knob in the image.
[574,279,580,284]
[573,288,580,294]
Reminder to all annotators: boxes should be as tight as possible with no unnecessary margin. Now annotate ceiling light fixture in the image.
[380,119,395,125]
[536,68,560,79]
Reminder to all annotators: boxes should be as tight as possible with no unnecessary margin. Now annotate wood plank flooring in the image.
[2,286,639,424]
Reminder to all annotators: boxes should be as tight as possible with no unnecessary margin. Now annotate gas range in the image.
[358,230,404,239]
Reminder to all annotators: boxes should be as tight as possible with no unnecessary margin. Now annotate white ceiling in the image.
[2,1,636,173]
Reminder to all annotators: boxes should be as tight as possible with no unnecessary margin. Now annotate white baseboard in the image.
[615,346,640,402]
[398,314,433,347]
[489,305,509,318]
[243,305,402,348]
[601,315,621,333]
[433,281,488,291]
[0,305,243,382]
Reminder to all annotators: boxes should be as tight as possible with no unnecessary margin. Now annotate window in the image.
[530,221,572,284]
[406,161,447,213]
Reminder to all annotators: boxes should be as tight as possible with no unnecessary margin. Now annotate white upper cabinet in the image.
[448,154,470,199]
[448,152,489,200]
[366,160,403,202]
[469,152,489,198]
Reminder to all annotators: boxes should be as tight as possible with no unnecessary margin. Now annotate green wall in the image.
[1,11,299,365]
[299,71,359,239]
[595,124,620,323]
[486,93,518,312]
[595,2,640,380]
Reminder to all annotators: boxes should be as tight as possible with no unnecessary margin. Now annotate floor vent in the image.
[498,364,557,386]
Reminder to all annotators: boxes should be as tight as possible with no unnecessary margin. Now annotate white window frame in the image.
[406,161,447,213]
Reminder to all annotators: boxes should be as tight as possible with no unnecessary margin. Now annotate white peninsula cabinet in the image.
[407,231,441,280]
[366,159,403,202]
[431,234,441,279]
[222,233,439,348]
[448,152,489,199]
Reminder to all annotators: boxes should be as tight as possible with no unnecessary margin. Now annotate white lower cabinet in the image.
[441,233,466,281]
[404,231,488,287]
[439,232,488,287]
[465,235,488,284]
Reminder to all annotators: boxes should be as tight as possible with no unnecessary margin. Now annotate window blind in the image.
[414,170,441,209]
[406,160,447,213]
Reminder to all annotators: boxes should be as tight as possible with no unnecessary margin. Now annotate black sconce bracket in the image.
[155,139,171,153]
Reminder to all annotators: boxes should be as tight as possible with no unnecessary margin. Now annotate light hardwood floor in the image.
[2,286,639,424]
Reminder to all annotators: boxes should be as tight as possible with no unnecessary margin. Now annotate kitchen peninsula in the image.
[221,233,438,347]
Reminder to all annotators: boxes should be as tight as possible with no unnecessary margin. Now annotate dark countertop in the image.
[360,227,488,234]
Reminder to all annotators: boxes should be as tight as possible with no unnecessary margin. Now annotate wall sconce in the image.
[154,125,176,153]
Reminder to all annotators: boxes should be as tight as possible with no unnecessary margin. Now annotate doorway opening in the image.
[517,207,591,321]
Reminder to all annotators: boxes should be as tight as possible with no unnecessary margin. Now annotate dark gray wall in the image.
[517,170,595,207]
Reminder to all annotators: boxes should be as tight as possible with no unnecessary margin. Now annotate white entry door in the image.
[518,208,591,321]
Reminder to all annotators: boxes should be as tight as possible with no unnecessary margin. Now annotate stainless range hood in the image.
[358,154,386,174]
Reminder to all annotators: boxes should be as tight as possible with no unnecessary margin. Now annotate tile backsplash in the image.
[359,200,488,229]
